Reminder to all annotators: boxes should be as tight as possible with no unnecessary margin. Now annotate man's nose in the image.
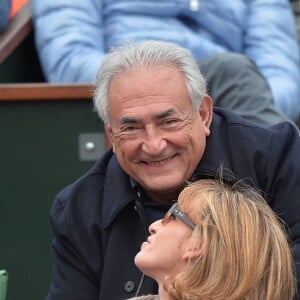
[141,126,167,154]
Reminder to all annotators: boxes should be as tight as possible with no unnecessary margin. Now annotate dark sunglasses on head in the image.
[163,203,196,229]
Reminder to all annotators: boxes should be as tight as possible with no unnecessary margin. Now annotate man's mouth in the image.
[143,155,177,166]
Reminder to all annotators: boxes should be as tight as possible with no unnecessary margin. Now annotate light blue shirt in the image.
[32,0,300,120]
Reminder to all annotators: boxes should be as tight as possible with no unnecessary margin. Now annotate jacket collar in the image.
[192,110,233,179]
[102,155,137,228]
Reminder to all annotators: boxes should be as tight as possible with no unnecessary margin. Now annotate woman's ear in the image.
[182,243,203,262]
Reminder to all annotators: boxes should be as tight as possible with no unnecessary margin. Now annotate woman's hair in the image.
[165,179,296,300]
[93,40,206,124]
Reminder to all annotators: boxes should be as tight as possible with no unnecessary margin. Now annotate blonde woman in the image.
[130,179,296,300]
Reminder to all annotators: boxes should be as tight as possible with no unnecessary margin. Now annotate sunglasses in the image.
[163,203,196,229]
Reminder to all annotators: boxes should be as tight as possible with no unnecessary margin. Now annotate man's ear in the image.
[105,124,115,152]
[199,95,213,137]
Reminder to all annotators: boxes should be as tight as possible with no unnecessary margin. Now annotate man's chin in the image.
[139,178,183,201]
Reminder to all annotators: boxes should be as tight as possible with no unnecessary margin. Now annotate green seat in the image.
[0,270,8,300]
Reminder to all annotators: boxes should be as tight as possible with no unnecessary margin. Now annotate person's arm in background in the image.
[32,0,104,83]
[0,0,11,32]
[245,0,300,121]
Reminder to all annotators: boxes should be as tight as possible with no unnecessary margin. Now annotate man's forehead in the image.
[109,66,187,97]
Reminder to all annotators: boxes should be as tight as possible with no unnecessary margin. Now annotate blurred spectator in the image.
[32,1,300,122]
[290,0,300,43]
[10,0,28,17]
[0,0,11,32]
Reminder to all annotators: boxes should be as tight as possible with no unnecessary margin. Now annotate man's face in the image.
[106,66,212,202]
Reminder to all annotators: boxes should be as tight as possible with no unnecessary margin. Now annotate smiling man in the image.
[45,40,300,300]
[106,65,211,203]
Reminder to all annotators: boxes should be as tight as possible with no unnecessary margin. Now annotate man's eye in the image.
[165,119,179,124]
[122,126,139,132]
[125,127,136,131]
[162,119,182,127]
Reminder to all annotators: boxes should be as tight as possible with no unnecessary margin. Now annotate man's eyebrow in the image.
[120,117,141,125]
[119,109,177,125]
[155,109,176,120]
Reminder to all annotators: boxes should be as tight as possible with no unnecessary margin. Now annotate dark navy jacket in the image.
[46,108,300,300]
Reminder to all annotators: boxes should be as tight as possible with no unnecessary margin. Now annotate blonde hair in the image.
[165,179,296,300]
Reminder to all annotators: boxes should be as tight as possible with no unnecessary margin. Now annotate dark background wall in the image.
[0,33,106,300]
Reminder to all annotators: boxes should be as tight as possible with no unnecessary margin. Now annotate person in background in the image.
[129,179,296,300]
[290,0,300,44]
[44,40,300,300]
[32,0,300,125]
[0,0,11,31]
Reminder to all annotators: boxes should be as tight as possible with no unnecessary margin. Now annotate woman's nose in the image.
[149,219,162,234]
